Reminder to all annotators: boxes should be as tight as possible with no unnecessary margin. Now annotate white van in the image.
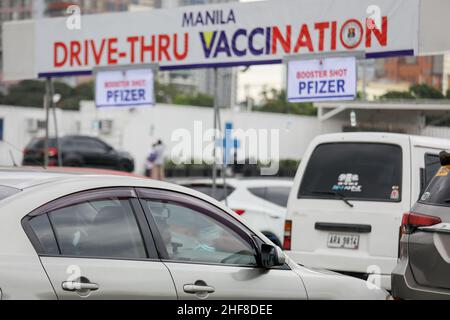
[285,132,450,290]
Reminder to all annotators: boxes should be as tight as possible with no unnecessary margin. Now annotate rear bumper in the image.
[285,250,397,290]
[392,257,450,299]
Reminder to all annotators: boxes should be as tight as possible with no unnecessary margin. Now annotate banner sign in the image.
[287,57,357,103]
[3,0,420,80]
[95,68,155,107]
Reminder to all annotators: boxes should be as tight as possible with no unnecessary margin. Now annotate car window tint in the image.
[184,184,234,201]
[249,186,291,207]
[420,166,450,207]
[144,199,257,266]
[48,198,146,259]
[28,214,59,255]
[248,187,266,199]
[425,154,441,186]
[299,143,402,202]
[266,187,291,207]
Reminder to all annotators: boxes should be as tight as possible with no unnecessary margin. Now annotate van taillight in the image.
[283,220,292,250]
[401,212,441,234]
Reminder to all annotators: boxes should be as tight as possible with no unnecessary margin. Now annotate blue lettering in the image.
[214,31,231,58]
[232,29,247,57]
[199,31,218,58]
[182,12,193,27]
[249,28,264,56]
[337,79,345,92]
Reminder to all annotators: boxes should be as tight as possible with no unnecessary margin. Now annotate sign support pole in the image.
[50,80,62,167]
[43,77,52,168]
[212,68,218,198]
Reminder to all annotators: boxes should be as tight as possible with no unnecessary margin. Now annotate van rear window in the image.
[298,143,402,202]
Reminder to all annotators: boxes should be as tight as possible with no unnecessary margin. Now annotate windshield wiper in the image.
[310,191,354,208]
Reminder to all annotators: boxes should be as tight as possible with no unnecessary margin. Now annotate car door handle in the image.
[62,281,99,292]
[183,284,215,294]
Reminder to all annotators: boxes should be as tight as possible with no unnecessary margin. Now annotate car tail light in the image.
[283,220,292,250]
[401,211,441,234]
[48,147,58,157]
[233,209,245,215]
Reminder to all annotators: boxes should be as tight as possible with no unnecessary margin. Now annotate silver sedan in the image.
[0,168,388,300]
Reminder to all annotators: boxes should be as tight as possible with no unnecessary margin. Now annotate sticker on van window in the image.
[332,173,362,193]
[421,192,431,201]
[390,186,400,200]
[436,166,449,177]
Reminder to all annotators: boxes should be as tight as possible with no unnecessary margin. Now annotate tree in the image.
[380,83,444,100]
[409,84,444,99]
[257,87,316,116]
[1,79,94,110]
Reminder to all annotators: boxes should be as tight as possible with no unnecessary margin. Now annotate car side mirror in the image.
[260,244,285,269]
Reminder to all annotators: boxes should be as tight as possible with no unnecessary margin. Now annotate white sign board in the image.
[95,68,155,108]
[2,0,421,80]
[287,57,357,103]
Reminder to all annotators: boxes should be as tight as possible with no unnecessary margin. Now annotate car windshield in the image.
[298,143,403,202]
[419,166,450,207]
[0,185,21,201]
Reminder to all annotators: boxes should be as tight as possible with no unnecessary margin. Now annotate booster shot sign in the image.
[95,68,155,108]
[287,56,356,103]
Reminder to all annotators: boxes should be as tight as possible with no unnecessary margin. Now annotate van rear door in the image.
[290,139,410,276]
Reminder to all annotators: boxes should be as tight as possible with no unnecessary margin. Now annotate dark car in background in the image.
[22,135,134,172]
[392,151,450,299]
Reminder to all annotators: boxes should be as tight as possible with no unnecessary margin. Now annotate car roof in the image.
[0,167,143,190]
[312,132,450,149]
[175,177,293,188]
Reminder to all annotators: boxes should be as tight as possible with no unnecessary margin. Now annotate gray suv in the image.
[392,151,450,299]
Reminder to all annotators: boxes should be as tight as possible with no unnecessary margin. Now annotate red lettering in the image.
[91,39,106,65]
[271,25,291,54]
[108,38,118,65]
[141,35,155,63]
[331,21,337,50]
[54,42,68,68]
[314,22,330,52]
[158,35,171,62]
[70,41,82,67]
[366,16,388,47]
[294,24,314,53]
[127,36,139,64]
[174,33,189,61]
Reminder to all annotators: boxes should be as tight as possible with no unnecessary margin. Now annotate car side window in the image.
[143,199,257,266]
[424,153,440,186]
[39,198,147,259]
[28,214,59,255]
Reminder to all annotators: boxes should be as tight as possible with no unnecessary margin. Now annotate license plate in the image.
[327,234,360,249]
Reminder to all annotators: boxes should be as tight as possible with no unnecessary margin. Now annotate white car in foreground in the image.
[0,168,387,300]
[178,178,292,247]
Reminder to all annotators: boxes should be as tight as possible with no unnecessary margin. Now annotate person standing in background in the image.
[151,140,165,181]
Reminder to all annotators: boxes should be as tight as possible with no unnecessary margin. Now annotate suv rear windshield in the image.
[0,185,20,201]
[298,143,403,202]
[419,166,450,207]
